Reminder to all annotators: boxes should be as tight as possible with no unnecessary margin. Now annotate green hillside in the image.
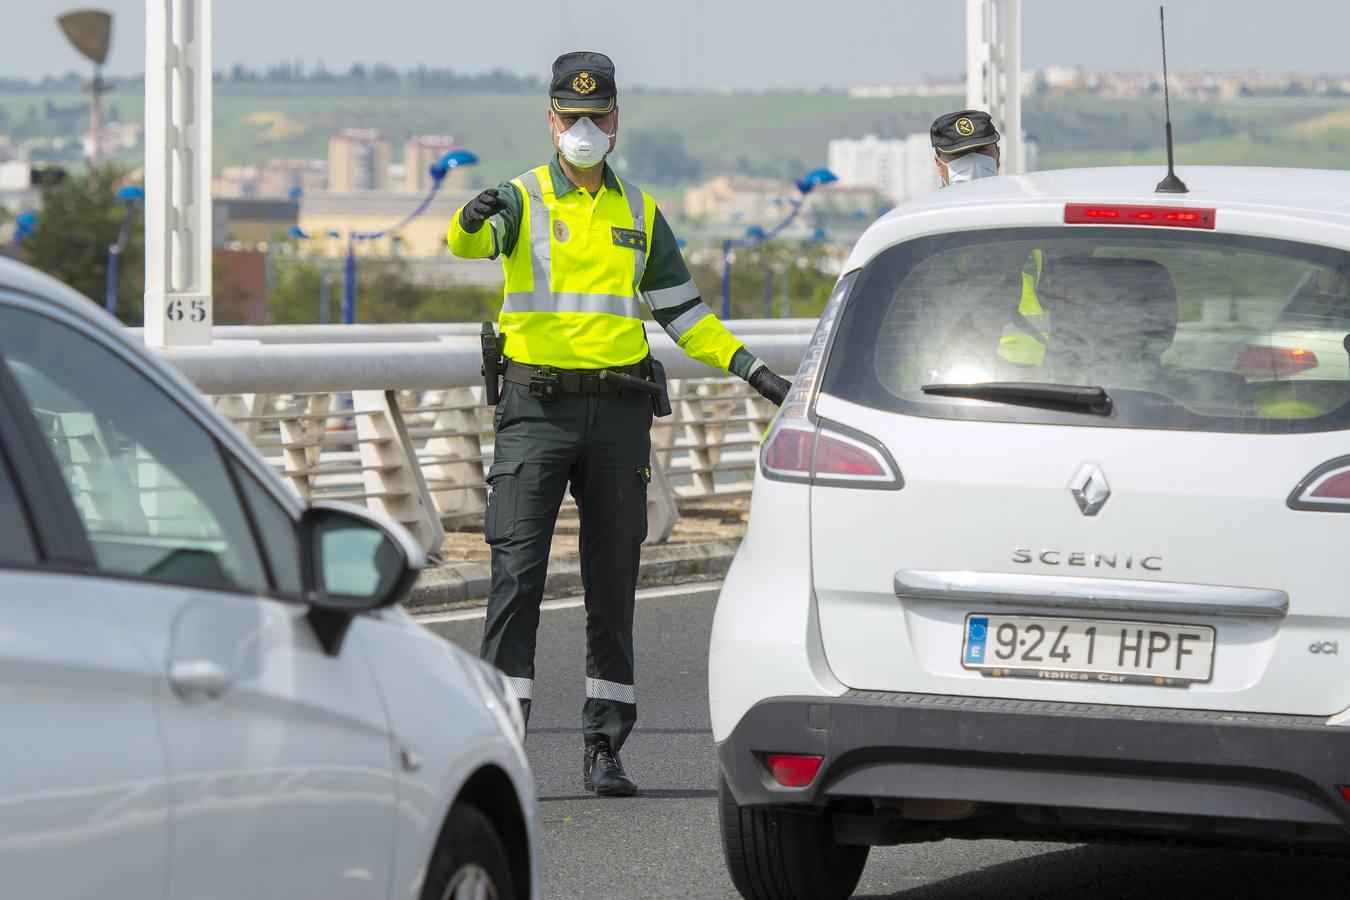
[5,83,1349,185]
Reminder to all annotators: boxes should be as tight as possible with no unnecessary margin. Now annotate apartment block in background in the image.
[329,129,392,193]
[404,135,464,193]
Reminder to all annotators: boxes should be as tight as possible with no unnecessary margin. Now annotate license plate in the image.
[961,614,1215,686]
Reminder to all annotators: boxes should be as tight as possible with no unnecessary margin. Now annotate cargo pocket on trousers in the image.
[485,459,523,545]
[635,464,651,543]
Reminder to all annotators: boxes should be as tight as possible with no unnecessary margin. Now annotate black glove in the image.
[460,188,507,233]
[748,365,792,406]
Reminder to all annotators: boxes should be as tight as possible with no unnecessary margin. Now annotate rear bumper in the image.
[718,691,1350,845]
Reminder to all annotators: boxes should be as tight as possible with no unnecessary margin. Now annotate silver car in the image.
[0,258,537,900]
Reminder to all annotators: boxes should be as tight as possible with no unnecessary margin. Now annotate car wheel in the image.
[718,775,868,900]
[421,801,516,900]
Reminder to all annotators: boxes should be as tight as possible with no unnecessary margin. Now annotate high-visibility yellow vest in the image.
[462,164,656,369]
[999,249,1050,366]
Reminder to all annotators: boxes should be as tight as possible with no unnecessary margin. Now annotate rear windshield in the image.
[821,227,1350,433]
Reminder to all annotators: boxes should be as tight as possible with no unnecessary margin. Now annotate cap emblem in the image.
[956,117,975,136]
[572,72,598,95]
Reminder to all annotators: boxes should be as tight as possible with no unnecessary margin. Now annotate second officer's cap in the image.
[550,51,617,115]
[930,109,1000,154]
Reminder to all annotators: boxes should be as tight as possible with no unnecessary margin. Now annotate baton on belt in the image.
[598,368,662,396]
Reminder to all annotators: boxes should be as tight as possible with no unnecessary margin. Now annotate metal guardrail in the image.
[156,323,813,555]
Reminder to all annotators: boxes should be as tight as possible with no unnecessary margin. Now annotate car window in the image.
[0,305,268,592]
[229,457,303,596]
[0,440,37,565]
[823,227,1350,434]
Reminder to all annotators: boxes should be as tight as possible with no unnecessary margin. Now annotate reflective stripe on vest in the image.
[498,165,657,368]
[518,169,553,301]
[511,167,648,320]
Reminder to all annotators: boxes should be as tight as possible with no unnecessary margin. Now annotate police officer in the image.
[931,109,1002,186]
[931,109,1049,365]
[447,51,791,797]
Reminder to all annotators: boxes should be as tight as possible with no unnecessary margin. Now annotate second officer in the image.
[447,51,792,797]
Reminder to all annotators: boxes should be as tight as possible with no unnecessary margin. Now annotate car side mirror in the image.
[300,502,427,655]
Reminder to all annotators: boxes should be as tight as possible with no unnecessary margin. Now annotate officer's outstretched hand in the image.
[748,365,792,407]
[460,188,507,233]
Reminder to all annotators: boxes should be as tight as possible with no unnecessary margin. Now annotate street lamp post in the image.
[341,148,478,324]
[10,212,38,254]
[105,184,143,317]
[719,167,836,319]
[288,226,342,323]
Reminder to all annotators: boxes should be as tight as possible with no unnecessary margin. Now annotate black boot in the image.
[583,740,638,797]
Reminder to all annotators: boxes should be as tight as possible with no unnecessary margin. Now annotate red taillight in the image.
[766,754,823,788]
[1312,472,1350,500]
[815,431,887,478]
[1064,203,1216,229]
[761,422,902,488]
[762,426,814,478]
[1235,345,1319,377]
[1339,786,1350,803]
[1289,456,1350,511]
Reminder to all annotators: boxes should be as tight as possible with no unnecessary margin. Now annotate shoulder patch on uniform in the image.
[611,227,647,251]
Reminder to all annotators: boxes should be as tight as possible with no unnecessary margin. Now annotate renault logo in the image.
[1070,463,1111,516]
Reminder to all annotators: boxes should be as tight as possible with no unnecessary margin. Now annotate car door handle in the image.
[168,659,232,701]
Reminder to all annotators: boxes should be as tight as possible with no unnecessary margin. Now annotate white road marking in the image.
[413,580,723,624]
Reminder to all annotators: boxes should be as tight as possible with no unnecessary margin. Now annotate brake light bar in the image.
[1064,203,1216,229]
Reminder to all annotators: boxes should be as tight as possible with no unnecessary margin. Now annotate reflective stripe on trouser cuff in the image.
[643,279,700,311]
[586,677,635,705]
[503,291,643,317]
[506,677,534,702]
[662,302,714,342]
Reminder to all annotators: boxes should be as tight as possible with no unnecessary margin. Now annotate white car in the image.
[0,258,537,900]
[711,167,1350,899]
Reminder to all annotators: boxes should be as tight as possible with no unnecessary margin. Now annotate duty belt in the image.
[504,359,649,398]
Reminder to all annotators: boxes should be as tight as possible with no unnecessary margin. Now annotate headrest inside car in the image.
[1038,256,1179,362]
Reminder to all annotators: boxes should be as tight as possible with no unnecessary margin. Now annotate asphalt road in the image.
[421,585,1350,899]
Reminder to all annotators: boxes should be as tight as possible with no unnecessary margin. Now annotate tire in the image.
[719,775,868,900]
[421,801,517,900]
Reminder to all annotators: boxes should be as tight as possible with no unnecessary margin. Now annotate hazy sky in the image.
[9,0,1347,88]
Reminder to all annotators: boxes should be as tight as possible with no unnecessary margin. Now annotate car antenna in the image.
[1155,5,1189,193]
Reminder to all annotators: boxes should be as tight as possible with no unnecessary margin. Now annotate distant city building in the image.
[828,134,940,205]
[297,189,481,259]
[212,197,300,246]
[329,129,392,193]
[214,159,330,199]
[403,135,465,194]
[683,176,800,225]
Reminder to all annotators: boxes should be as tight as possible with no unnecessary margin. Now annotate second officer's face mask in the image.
[939,151,999,185]
[554,115,614,170]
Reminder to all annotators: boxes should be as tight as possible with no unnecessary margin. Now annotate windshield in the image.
[821,227,1350,433]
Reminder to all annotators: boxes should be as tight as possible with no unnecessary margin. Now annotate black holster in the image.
[647,358,672,418]
[481,321,504,405]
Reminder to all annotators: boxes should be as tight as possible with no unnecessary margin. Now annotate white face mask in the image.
[941,151,999,185]
[555,115,613,169]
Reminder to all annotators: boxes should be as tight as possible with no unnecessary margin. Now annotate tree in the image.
[617,131,703,185]
[18,165,144,322]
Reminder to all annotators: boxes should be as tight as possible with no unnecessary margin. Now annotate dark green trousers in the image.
[479,381,651,749]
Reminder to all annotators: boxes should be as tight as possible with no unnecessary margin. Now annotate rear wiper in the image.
[921,382,1113,415]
